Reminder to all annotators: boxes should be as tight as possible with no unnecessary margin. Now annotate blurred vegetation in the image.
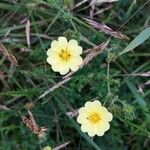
[0,0,150,150]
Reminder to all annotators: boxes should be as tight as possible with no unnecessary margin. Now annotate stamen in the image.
[88,112,101,124]
[59,50,71,61]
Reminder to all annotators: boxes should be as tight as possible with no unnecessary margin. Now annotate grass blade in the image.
[119,27,150,55]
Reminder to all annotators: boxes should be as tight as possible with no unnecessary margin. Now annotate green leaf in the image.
[119,27,150,55]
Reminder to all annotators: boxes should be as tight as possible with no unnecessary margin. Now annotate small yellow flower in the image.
[47,37,83,75]
[42,146,52,150]
[77,100,113,137]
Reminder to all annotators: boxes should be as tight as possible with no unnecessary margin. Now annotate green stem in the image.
[107,50,111,95]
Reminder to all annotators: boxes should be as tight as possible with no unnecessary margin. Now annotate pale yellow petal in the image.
[51,40,58,48]
[78,107,86,114]
[92,100,102,107]
[77,113,88,124]
[68,40,82,55]
[85,101,93,108]
[51,39,67,53]
[50,40,62,53]
[71,56,83,65]
[93,124,105,136]
[68,45,83,56]
[87,128,97,137]
[103,122,110,131]
[59,67,70,75]
[91,121,106,136]
[47,56,60,65]
[58,37,68,49]
[47,48,53,56]
[58,37,68,45]
[69,46,83,56]
[51,62,70,75]
[69,56,83,71]
[78,107,89,122]
[99,107,113,122]
[78,107,89,116]
[85,101,99,111]
[68,39,78,45]
[98,121,110,132]
[81,124,89,133]
[42,146,52,150]
[106,112,113,122]
[81,123,96,137]
[46,50,60,65]
[97,130,105,136]
[70,65,79,72]
[51,63,61,72]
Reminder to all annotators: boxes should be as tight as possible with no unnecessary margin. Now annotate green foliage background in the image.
[0,0,150,149]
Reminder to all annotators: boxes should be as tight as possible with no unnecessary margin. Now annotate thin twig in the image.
[0,105,11,111]
[51,102,67,150]
[37,77,72,100]
[93,5,112,16]
[53,141,71,150]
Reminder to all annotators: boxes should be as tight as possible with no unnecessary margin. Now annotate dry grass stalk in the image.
[53,141,71,150]
[93,5,112,16]
[91,0,118,6]
[122,72,150,77]
[138,80,150,95]
[84,18,129,40]
[37,77,72,100]
[25,18,31,47]
[20,110,47,138]
[74,0,88,9]
[0,105,11,111]
[0,43,18,65]
[131,72,150,77]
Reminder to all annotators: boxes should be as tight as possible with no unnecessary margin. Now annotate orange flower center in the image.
[88,112,101,124]
[59,50,71,61]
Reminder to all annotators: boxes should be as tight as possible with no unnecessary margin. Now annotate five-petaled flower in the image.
[77,100,113,137]
[47,37,83,75]
[42,146,52,150]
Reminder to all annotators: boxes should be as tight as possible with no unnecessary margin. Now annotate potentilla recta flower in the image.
[77,100,113,137]
[42,146,52,150]
[47,37,83,75]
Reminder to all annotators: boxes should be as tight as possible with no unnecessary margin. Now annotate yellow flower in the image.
[77,100,113,137]
[42,146,52,150]
[47,37,83,75]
